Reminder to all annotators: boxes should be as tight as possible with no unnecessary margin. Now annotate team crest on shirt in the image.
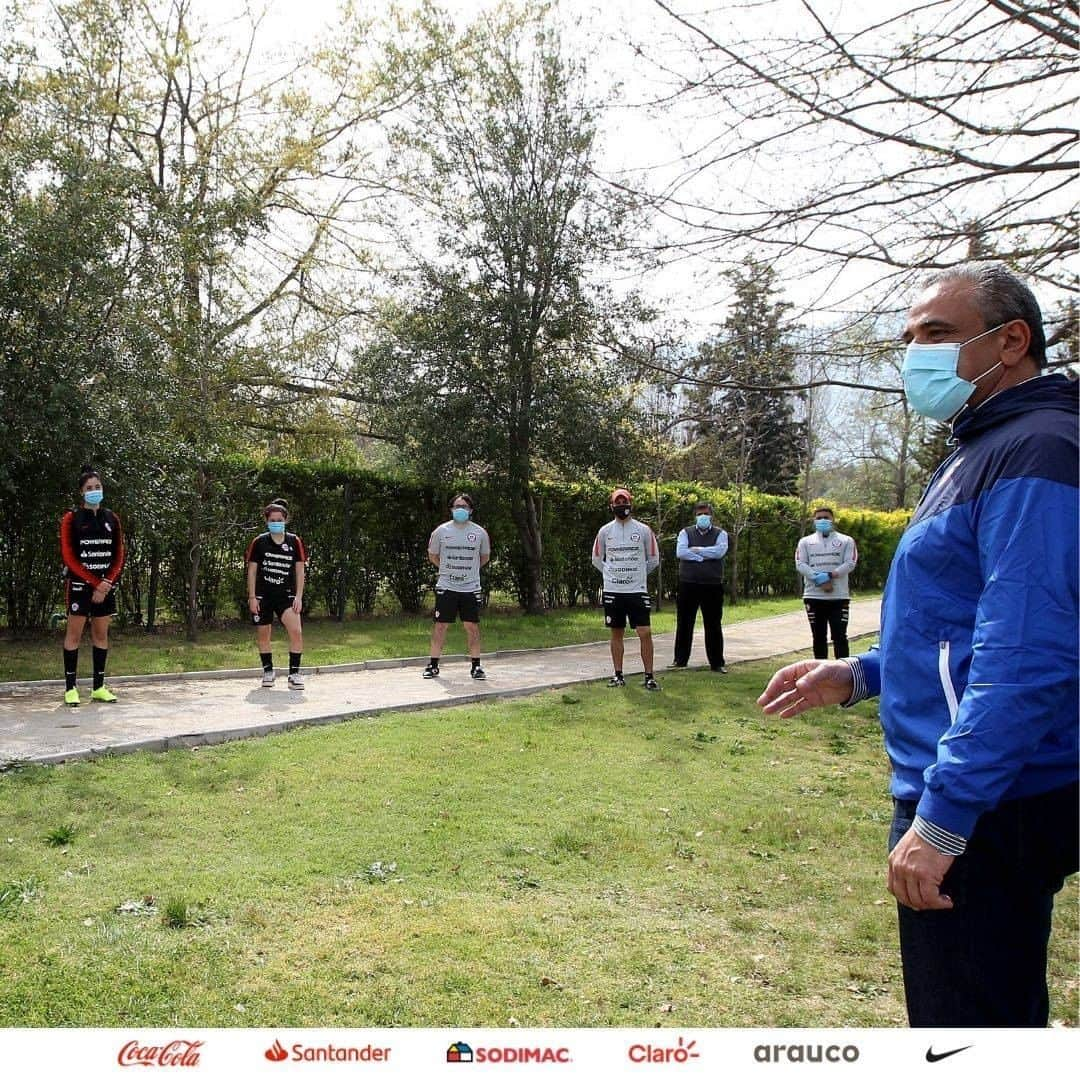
[630,533,640,542]
[104,522,112,532]
[72,603,79,612]
[467,532,477,542]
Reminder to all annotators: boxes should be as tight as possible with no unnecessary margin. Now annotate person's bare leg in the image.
[429,621,450,659]
[280,608,303,653]
[637,626,654,674]
[610,627,625,671]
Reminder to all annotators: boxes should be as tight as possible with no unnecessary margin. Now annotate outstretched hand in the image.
[757,659,854,719]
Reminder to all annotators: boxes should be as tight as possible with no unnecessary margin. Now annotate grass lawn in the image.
[0,595,810,683]
[1,653,1074,1027]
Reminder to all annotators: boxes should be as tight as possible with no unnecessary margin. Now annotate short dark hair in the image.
[77,465,101,491]
[813,507,834,518]
[921,261,1046,365]
[263,499,289,520]
[450,493,474,510]
[694,501,712,512]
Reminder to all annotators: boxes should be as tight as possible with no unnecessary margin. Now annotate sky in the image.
[16,0,1073,349]
[169,0,758,331]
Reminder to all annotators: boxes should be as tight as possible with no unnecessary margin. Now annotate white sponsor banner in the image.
[0,1026,1074,1078]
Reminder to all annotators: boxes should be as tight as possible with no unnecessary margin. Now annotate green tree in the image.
[686,257,805,496]
[360,6,642,612]
[20,0,427,636]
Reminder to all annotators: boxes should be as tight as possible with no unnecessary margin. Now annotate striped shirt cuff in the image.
[912,815,967,857]
[839,657,869,707]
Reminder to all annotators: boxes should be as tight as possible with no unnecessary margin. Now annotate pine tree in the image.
[687,258,805,495]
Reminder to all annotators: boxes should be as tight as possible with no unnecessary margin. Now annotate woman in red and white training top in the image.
[58,465,126,706]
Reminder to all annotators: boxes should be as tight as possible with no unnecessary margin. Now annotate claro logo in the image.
[629,1037,700,1064]
[446,1042,572,1064]
[754,1044,859,1064]
[117,1040,204,1067]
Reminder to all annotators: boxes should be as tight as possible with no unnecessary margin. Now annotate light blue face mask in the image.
[696,514,711,529]
[452,507,471,523]
[901,323,1006,421]
[83,489,104,506]
[268,520,286,535]
[814,518,832,534]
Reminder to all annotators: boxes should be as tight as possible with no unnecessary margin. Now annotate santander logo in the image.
[117,1039,203,1067]
[265,1040,289,1063]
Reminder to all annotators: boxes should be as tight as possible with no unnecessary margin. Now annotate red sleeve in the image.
[295,535,308,563]
[59,511,100,587]
[105,512,125,583]
[244,536,259,564]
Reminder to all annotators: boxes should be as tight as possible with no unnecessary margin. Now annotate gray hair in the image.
[921,261,1046,365]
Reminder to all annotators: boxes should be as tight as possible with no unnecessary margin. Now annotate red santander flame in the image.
[265,1040,289,1063]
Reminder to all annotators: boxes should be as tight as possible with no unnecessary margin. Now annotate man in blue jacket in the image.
[758,262,1078,1027]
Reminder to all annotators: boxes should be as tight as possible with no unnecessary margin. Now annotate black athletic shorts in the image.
[252,592,297,626]
[603,591,651,630]
[434,589,482,624]
[66,578,117,619]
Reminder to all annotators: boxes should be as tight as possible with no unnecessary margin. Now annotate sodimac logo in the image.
[264,1038,391,1064]
[445,1040,571,1064]
[117,1039,204,1067]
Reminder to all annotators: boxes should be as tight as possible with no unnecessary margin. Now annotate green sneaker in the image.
[64,688,80,707]
[90,687,118,703]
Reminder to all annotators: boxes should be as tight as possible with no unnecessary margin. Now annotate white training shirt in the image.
[591,516,660,593]
[795,529,858,600]
[429,520,491,593]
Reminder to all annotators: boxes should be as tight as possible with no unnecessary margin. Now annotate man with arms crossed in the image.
[592,488,661,690]
[672,500,729,672]
[759,262,1077,1026]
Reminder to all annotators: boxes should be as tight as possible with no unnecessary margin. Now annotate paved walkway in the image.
[0,600,880,765]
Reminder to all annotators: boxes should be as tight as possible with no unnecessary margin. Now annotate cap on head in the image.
[610,487,632,503]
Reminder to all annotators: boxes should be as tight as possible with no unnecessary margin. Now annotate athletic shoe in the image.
[643,675,660,691]
[287,673,305,690]
[422,663,440,679]
[261,669,276,688]
[668,661,687,668]
[470,665,486,680]
[90,687,117,703]
[712,665,729,674]
[64,688,80,707]
[607,675,625,688]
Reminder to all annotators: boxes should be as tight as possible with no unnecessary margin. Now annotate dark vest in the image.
[678,525,726,585]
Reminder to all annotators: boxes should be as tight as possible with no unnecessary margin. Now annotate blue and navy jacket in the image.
[851,374,1078,847]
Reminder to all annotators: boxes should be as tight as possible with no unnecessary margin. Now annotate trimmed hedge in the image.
[3,457,907,630]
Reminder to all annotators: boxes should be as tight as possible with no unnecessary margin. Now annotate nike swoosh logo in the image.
[926,1045,972,1063]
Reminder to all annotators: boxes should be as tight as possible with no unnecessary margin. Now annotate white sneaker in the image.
[261,669,275,688]
[287,672,305,690]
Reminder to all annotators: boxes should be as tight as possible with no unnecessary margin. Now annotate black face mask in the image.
[612,505,631,519]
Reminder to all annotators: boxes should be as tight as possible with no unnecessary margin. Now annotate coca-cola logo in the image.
[117,1039,204,1067]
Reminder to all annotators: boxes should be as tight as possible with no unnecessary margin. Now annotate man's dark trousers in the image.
[673,581,725,669]
[803,597,849,659]
[889,781,1078,1027]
